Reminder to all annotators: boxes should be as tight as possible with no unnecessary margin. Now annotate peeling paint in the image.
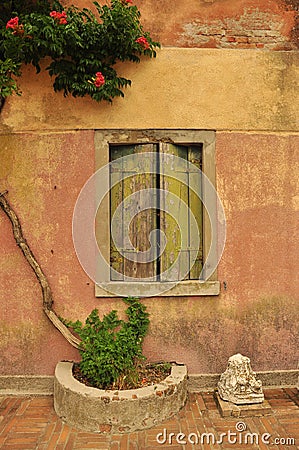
[179,7,296,49]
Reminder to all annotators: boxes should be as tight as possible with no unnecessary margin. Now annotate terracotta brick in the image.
[76,435,111,443]
[0,390,297,449]
[110,442,119,450]
[236,43,257,48]
[54,444,65,450]
[281,424,299,434]
[16,399,31,416]
[29,398,53,407]
[36,444,47,450]
[279,417,299,424]
[129,431,138,441]
[119,434,129,450]
[111,433,122,441]
[183,443,195,450]
[155,447,185,450]
[14,426,47,433]
[196,393,207,411]
[138,430,146,448]
[0,398,20,417]
[54,420,64,434]
[0,415,19,435]
[57,423,71,443]
[5,434,40,444]
[146,431,165,443]
[236,36,249,43]
[65,432,76,450]
[178,416,189,433]
[23,408,53,418]
[39,422,56,442]
[2,444,37,449]
[189,399,202,417]
[46,431,61,450]
[74,444,111,449]
[194,417,206,434]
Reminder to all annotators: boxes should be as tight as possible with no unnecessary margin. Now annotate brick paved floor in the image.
[0,388,298,449]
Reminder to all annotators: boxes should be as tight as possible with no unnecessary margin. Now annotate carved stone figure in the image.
[218,353,264,404]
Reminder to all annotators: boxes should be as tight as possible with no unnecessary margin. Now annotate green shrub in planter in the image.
[63,297,150,389]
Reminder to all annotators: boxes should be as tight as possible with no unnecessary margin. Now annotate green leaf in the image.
[0,0,160,103]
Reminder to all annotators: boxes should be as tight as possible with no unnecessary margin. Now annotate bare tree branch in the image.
[0,190,81,349]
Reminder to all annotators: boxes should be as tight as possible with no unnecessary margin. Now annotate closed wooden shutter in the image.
[110,144,158,280]
[188,146,203,279]
[160,144,203,281]
[109,143,203,281]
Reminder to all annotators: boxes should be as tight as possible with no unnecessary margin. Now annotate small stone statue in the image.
[218,353,264,404]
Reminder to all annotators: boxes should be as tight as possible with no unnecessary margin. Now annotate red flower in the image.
[6,17,19,29]
[136,36,150,50]
[94,72,105,88]
[125,0,133,3]
[6,16,24,36]
[50,11,68,24]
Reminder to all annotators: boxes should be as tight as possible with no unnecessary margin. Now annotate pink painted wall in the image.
[0,131,297,375]
[142,133,299,373]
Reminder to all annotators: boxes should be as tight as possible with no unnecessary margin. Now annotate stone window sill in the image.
[95,280,220,297]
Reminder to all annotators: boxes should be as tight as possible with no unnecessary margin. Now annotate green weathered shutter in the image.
[110,143,203,282]
[187,146,203,279]
[160,143,189,281]
[110,144,158,280]
[159,144,203,281]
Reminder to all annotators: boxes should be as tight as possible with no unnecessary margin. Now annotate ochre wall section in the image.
[1,49,298,132]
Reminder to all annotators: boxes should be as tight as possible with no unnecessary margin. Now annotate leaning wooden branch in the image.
[0,191,81,349]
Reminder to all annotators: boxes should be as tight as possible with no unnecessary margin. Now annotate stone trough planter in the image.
[54,361,188,433]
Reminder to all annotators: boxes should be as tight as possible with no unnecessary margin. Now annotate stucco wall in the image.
[0,127,297,374]
[1,49,298,132]
[0,1,298,376]
[65,0,299,49]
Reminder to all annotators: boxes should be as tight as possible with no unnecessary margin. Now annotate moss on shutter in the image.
[109,142,203,282]
[110,144,157,280]
[160,144,203,281]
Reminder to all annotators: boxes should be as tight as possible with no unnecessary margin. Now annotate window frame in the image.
[95,129,220,297]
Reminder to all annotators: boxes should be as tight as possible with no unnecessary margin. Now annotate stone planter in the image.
[54,361,188,433]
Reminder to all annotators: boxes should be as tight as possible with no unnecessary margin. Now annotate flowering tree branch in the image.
[0,0,160,105]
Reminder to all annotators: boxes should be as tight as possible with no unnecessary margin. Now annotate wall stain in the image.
[149,295,298,373]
